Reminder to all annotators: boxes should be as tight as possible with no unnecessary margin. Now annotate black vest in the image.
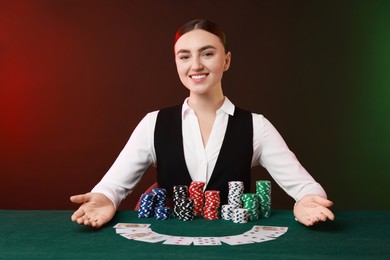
[154,105,253,204]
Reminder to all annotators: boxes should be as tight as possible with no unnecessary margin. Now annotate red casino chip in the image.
[203,190,220,220]
[189,181,206,216]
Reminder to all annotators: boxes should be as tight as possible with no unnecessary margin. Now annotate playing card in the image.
[163,236,194,246]
[120,231,154,240]
[113,223,151,229]
[193,237,221,246]
[133,232,171,243]
[242,231,276,243]
[250,225,288,238]
[219,235,255,245]
[115,228,151,234]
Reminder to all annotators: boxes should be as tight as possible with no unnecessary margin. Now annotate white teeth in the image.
[191,74,206,79]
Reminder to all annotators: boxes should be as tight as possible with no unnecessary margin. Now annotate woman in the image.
[70,19,334,228]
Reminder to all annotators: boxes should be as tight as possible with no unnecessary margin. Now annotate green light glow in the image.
[338,1,390,209]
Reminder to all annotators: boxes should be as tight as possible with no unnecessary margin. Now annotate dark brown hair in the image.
[174,19,228,53]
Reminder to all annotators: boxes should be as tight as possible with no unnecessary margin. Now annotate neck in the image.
[188,90,224,113]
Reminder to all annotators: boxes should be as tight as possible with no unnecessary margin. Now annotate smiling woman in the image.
[174,29,231,101]
[70,19,334,229]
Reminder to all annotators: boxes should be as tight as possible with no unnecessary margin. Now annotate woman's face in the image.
[174,29,231,96]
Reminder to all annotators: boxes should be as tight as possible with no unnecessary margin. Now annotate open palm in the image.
[293,194,334,226]
[70,192,116,228]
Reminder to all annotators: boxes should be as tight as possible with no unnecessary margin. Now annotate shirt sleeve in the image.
[91,111,158,209]
[252,113,327,201]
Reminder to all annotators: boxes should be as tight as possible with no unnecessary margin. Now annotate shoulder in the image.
[142,110,159,121]
[139,104,183,127]
[151,105,183,128]
[133,110,160,131]
[233,105,266,123]
[251,112,266,122]
[158,105,182,114]
[230,103,269,128]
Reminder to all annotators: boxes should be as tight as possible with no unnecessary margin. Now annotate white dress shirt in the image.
[92,97,326,209]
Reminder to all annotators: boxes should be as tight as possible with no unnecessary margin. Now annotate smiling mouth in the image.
[189,74,208,79]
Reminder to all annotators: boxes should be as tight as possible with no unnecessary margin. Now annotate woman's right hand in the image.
[70,192,116,228]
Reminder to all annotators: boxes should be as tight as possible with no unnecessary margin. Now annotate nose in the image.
[191,56,203,70]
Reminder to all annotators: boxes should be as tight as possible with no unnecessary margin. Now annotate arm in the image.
[70,111,158,227]
[252,114,334,226]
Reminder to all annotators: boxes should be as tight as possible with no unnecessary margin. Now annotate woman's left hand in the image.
[293,194,335,226]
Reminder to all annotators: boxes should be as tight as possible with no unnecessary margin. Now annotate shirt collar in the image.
[182,97,235,118]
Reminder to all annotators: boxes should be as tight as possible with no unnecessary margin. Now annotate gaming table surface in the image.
[1,210,389,259]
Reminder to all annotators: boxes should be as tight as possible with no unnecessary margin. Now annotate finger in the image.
[83,218,92,226]
[74,213,88,225]
[82,213,98,227]
[86,215,105,228]
[305,219,315,226]
[77,215,89,225]
[314,196,333,207]
[91,212,109,228]
[71,207,86,222]
[321,207,335,221]
[309,216,320,225]
[79,211,100,228]
[310,207,334,223]
[70,193,92,204]
[91,218,103,228]
[297,216,313,227]
[319,213,327,222]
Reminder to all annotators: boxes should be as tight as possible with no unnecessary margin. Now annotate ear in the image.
[223,51,232,71]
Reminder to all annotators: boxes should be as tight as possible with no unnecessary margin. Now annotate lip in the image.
[189,73,209,80]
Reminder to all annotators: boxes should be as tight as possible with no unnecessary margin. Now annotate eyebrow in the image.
[176,45,217,55]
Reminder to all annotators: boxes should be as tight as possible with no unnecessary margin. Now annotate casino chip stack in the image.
[221,204,237,220]
[137,193,155,218]
[152,188,167,208]
[189,181,205,216]
[241,193,260,221]
[232,208,249,224]
[203,190,220,220]
[256,180,272,218]
[154,206,170,220]
[176,198,195,221]
[151,188,169,220]
[173,185,196,221]
[228,181,244,208]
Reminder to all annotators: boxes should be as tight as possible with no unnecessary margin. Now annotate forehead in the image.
[174,29,224,53]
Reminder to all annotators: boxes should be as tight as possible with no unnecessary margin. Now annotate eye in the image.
[202,52,214,58]
[179,55,190,60]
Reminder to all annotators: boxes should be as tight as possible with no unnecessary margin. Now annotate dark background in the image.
[1,0,389,211]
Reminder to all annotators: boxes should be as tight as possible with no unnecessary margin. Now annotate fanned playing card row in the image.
[113,223,288,246]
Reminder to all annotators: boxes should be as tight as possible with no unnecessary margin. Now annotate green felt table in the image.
[1,210,389,259]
